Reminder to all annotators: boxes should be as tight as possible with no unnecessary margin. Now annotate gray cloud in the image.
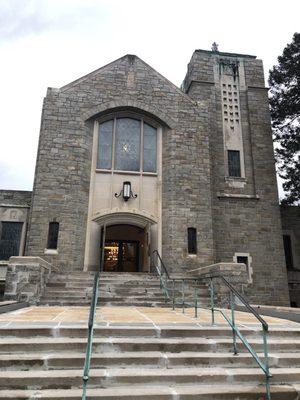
[0,0,100,42]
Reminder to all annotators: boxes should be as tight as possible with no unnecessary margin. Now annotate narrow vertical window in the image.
[187,227,197,255]
[97,120,113,169]
[283,235,294,269]
[47,222,59,249]
[143,123,157,172]
[228,150,241,177]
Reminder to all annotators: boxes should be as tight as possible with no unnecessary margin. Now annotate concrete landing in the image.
[0,306,298,327]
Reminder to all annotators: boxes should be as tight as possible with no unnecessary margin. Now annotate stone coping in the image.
[0,261,8,266]
[8,256,52,270]
[190,262,246,278]
[0,301,28,314]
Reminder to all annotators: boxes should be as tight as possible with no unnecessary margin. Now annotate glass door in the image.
[104,240,139,272]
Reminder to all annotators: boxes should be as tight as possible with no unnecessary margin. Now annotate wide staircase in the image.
[1,322,300,398]
[38,271,210,307]
[1,265,300,399]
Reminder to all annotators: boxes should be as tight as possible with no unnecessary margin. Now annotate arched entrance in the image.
[84,210,159,272]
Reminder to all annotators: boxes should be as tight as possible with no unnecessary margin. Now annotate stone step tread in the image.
[0,366,300,376]
[0,337,298,345]
[43,289,207,295]
[51,279,161,283]
[0,369,297,392]
[38,303,176,307]
[41,294,198,299]
[1,350,298,360]
[0,326,266,339]
[37,301,173,306]
[1,325,297,336]
[0,385,295,399]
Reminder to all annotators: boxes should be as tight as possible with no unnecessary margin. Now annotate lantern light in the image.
[115,181,137,202]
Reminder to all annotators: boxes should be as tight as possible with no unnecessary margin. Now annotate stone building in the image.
[0,48,299,305]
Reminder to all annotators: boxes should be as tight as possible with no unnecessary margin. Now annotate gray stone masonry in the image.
[182,50,290,306]
[190,262,248,307]
[25,55,214,272]
[281,205,300,270]
[20,50,293,306]
[281,205,300,306]
[4,256,52,304]
[0,190,32,206]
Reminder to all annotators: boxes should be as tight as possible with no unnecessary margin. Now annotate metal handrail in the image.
[152,250,170,279]
[82,225,106,400]
[220,276,269,331]
[208,276,271,400]
[152,250,272,400]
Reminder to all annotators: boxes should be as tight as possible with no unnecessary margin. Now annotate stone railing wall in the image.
[189,262,248,307]
[4,257,53,304]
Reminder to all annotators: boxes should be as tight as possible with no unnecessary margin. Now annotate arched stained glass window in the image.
[97,117,157,173]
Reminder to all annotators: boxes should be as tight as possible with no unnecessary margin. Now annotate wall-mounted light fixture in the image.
[115,181,137,202]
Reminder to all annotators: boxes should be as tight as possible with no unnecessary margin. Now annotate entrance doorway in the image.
[104,240,139,272]
[103,224,147,272]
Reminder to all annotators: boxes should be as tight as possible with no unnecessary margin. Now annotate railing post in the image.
[230,291,238,355]
[159,256,162,289]
[194,280,198,318]
[163,275,168,303]
[209,278,215,325]
[263,326,271,400]
[172,279,175,310]
[182,279,185,314]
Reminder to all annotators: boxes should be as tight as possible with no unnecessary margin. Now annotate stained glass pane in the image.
[115,118,140,171]
[143,123,157,172]
[97,120,113,169]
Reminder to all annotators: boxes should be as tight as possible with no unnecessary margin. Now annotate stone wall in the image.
[281,205,300,270]
[4,256,52,304]
[281,205,300,306]
[182,50,290,305]
[25,55,214,272]
[0,190,32,206]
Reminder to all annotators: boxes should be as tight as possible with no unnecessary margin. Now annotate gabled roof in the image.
[58,54,197,106]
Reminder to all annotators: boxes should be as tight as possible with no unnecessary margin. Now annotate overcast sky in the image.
[0,0,299,199]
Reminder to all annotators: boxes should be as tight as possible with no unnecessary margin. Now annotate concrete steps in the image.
[0,385,297,399]
[2,367,300,389]
[1,322,300,398]
[2,351,300,370]
[3,335,300,353]
[38,271,209,307]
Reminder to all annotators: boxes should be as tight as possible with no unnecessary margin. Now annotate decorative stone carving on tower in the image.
[218,58,246,188]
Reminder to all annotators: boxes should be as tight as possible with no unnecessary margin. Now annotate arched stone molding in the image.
[92,209,157,228]
[82,99,175,130]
